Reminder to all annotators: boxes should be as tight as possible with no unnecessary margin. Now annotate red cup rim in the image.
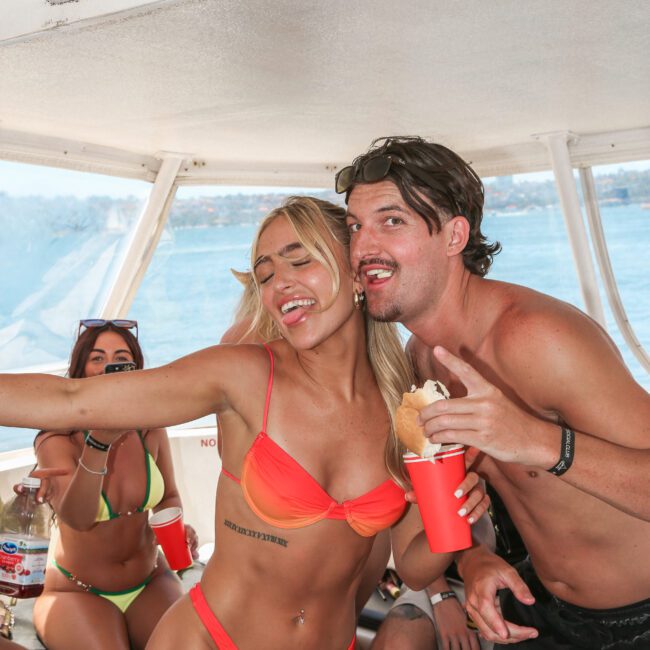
[150,506,183,528]
[151,515,182,528]
[403,444,465,462]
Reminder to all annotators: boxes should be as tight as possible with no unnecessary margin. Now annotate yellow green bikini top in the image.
[93,430,165,522]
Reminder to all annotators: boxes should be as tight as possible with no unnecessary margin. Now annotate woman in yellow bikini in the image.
[29,321,198,650]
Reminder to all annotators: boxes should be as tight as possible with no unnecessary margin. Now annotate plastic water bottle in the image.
[0,477,51,598]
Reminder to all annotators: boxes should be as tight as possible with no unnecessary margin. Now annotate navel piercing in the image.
[293,608,305,625]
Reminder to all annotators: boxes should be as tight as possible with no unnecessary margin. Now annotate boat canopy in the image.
[0,0,649,183]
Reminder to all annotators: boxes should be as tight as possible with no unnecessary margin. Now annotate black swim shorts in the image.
[495,559,650,649]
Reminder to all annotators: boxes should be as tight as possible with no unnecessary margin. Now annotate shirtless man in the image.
[338,136,650,649]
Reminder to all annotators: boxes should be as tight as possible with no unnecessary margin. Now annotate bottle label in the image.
[0,534,49,586]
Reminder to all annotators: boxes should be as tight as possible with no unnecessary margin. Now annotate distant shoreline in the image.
[1,168,649,231]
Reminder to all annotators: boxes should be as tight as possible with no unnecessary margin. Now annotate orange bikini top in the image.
[222,345,406,537]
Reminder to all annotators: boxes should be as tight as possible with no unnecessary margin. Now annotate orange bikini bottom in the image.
[190,583,355,649]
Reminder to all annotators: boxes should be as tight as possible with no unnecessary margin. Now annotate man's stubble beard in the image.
[365,297,403,323]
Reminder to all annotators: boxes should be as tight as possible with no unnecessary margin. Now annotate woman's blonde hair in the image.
[243,196,414,486]
[229,269,258,328]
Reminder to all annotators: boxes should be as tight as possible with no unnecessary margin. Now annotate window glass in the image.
[483,166,649,389]
[0,161,149,370]
[129,187,342,368]
[0,160,150,449]
[483,171,582,307]
[589,160,650,388]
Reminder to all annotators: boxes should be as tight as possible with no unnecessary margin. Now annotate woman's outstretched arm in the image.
[0,344,260,435]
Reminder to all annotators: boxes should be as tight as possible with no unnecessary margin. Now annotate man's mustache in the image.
[357,258,399,274]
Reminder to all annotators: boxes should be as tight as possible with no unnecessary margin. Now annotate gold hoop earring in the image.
[353,290,365,310]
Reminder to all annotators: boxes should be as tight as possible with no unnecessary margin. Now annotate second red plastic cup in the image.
[404,445,472,553]
[149,507,192,570]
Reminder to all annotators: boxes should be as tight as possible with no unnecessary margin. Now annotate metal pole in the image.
[579,167,650,372]
[100,152,184,318]
[537,131,606,326]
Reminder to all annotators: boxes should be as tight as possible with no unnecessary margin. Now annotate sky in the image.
[485,160,650,185]
[1,158,648,199]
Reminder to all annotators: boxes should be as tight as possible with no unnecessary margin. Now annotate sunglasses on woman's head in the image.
[78,319,138,339]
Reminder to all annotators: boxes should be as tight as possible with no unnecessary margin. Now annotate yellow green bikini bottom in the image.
[52,560,155,613]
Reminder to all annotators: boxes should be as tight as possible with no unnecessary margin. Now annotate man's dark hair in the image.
[345,136,501,276]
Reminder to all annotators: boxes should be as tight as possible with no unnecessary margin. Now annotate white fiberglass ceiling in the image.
[0,0,648,180]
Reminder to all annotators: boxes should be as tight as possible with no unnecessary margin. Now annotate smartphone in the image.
[104,361,136,374]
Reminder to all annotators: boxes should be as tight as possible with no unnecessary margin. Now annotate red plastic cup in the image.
[404,445,472,553]
[149,507,192,570]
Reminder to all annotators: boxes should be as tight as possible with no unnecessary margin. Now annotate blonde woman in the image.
[220,267,392,623]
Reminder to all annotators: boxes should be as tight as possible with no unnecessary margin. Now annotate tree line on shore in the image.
[0,168,648,232]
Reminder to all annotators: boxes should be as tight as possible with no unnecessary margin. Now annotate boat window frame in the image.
[0,128,648,447]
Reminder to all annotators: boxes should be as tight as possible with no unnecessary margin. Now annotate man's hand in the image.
[417,347,554,466]
[460,549,538,644]
[431,595,481,650]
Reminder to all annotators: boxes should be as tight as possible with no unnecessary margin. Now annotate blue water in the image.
[1,204,648,451]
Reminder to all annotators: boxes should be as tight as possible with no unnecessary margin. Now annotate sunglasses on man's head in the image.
[335,154,402,194]
[334,153,456,202]
[78,319,138,339]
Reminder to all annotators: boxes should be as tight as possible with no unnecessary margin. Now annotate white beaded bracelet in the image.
[78,458,107,476]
